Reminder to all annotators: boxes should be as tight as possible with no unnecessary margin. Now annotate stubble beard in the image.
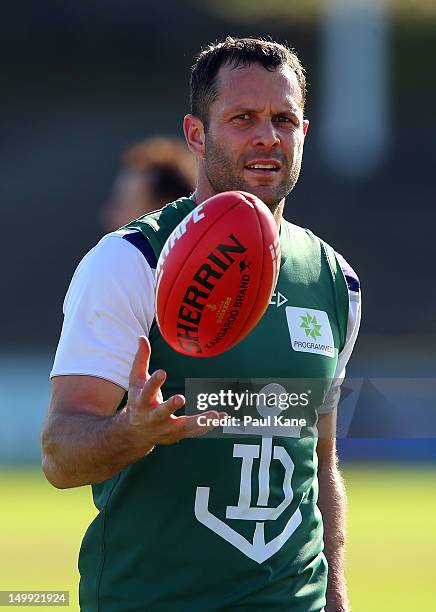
[204,133,303,215]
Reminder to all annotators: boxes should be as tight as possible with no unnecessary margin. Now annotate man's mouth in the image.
[243,160,281,173]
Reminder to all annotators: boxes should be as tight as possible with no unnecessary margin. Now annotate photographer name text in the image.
[198,415,307,427]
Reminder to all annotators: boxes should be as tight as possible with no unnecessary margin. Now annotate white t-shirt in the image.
[51,231,361,412]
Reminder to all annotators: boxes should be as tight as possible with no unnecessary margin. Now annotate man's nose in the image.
[252,120,280,148]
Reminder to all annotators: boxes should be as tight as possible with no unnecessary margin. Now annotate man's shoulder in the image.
[127,197,196,234]
[69,232,154,289]
[122,197,196,258]
[282,220,360,292]
[282,219,335,252]
[282,219,327,250]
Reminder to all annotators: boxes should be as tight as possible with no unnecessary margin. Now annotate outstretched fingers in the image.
[126,337,227,447]
[149,394,185,422]
[129,336,152,391]
[183,411,228,437]
[162,410,228,443]
[137,368,167,409]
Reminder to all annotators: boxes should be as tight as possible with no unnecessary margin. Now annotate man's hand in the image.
[124,336,220,451]
[42,336,221,488]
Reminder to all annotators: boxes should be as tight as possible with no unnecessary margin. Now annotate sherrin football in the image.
[155,191,281,357]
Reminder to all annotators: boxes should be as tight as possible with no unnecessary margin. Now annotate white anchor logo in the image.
[194,384,303,564]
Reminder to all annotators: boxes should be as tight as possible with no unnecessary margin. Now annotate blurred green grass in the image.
[344,465,436,611]
[0,466,435,611]
[0,469,96,611]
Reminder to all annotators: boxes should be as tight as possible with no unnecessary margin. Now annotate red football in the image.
[155,191,281,357]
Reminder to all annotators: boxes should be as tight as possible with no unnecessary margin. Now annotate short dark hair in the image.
[190,36,307,128]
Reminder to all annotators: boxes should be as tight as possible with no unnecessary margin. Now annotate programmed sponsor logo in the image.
[285,307,335,358]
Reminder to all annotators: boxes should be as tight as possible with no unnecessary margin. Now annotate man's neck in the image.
[271,200,285,227]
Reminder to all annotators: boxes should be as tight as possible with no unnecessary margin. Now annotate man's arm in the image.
[317,409,350,612]
[315,251,360,610]
[42,337,218,489]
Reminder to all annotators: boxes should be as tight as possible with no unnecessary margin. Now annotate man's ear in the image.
[303,119,310,137]
[183,114,205,158]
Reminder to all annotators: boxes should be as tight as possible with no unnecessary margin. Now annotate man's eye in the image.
[234,113,251,120]
[274,116,292,123]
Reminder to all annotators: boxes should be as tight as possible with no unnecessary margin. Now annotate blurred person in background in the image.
[101,136,196,230]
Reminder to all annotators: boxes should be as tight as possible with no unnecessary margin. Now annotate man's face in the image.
[203,62,308,212]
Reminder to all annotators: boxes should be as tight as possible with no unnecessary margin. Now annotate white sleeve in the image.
[50,232,156,391]
[317,252,361,414]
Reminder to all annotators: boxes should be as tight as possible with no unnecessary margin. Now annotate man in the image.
[101,136,195,231]
[42,37,361,611]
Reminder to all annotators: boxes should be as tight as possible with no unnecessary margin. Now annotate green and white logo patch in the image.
[286,307,335,358]
[300,312,322,340]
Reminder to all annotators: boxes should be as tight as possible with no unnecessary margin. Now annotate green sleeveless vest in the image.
[79,198,349,612]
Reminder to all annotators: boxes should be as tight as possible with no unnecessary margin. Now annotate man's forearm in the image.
[318,458,350,612]
[42,340,216,490]
[41,409,153,489]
